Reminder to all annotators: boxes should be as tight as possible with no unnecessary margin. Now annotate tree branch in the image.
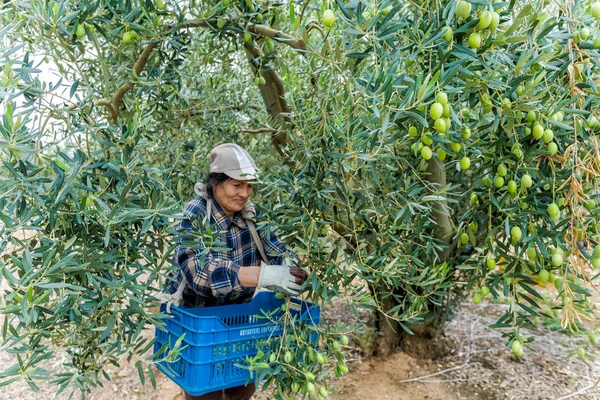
[241,127,277,134]
[111,41,159,113]
[247,23,306,53]
[176,104,261,118]
[95,99,118,125]
[173,20,306,52]
[97,20,304,126]
[244,44,290,155]
[96,40,160,126]
[171,20,212,31]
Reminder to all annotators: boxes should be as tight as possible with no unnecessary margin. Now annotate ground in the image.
[328,299,600,400]
[1,294,599,400]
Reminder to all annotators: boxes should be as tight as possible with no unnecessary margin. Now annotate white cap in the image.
[209,143,258,180]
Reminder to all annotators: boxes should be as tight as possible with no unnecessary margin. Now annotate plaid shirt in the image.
[167,196,288,307]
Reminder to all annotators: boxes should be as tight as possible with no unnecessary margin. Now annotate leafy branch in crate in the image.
[239,297,351,399]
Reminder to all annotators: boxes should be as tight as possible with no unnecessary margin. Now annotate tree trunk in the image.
[426,158,453,262]
[372,289,401,357]
[372,158,454,357]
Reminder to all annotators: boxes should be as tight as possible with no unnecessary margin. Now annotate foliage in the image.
[2,0,600,398]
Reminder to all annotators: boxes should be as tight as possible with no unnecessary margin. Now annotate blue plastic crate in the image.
[153,291,320,396]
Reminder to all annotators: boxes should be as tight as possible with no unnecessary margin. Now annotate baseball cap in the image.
[209,143,259,180]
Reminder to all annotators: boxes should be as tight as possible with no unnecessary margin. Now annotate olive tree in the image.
[1,0,600,398]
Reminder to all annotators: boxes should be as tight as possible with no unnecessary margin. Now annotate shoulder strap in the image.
[247,220,269,264]
[204,197,212,225]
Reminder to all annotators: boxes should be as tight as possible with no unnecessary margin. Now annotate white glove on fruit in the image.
[257,264,303,296]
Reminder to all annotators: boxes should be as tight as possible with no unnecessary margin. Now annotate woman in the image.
[165,143,308,400]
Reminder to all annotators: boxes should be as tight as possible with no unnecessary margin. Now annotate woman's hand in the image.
[257,264,303,296]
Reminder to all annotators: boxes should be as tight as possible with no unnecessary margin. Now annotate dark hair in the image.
[206,173,230,197]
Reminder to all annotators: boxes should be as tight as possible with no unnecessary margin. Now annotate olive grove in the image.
[1,0,600,398]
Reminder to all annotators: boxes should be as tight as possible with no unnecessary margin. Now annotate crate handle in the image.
[167,305,183,324]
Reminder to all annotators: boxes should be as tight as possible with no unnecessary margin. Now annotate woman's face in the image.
[213,179,254,217]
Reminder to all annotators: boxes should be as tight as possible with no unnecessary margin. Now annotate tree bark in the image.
[243,44,290,155]
[372,290,401,357]
[372,158,453,357]
[97,41,159,126]
[426,158,453,262]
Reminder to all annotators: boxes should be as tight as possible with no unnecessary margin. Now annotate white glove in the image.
[257,264,303,296]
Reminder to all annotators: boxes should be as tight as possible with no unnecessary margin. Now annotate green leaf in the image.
[147,365,156,389]
[135,360,145,385]
[288,2,295,25]
[99,318,115,343]
[69,79,79,98]
[336,0,354,20]
[25,379,40,392]
[34,283,86,290]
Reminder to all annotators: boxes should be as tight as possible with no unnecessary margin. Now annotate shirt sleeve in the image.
[173,199,244,297]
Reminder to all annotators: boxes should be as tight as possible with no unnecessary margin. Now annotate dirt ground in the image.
[327,298,600,400]
[1,295,599,400]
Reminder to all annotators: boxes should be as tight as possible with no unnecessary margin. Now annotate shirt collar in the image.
[210,197,248,230]
[232,213,248,229]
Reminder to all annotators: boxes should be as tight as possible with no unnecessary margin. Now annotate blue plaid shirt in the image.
[167,196,288,307]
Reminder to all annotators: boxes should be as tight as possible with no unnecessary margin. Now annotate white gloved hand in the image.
[257,264,303,296]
